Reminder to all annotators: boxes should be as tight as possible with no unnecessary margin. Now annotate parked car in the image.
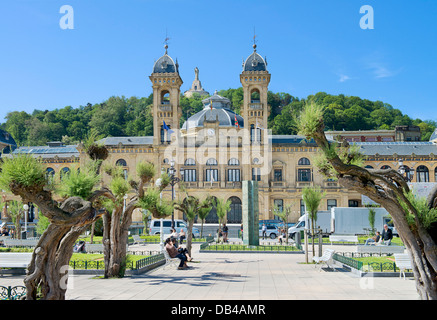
[149,219,200,238]
[259,225,279,239]
[259,220,295,229]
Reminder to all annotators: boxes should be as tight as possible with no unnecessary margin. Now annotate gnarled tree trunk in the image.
[8,186,105,300]
[310,121,437,300]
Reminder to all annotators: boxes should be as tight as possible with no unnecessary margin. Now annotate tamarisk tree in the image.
[0,154,105,300]
[296,102,437,300]
[99,161,171,278]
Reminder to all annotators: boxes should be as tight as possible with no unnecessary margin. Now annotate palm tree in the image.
[302,186,325,257]
[198,204,211,238]
[174,195,213,256]
[273,203,293,245]
[214,198,231,243]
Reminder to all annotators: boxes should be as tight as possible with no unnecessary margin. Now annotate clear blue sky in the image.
[0,0,436,123]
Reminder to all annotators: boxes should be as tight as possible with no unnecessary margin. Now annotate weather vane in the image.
[164,29,170,53]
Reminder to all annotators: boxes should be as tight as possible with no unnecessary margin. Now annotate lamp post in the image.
[22,204,29,239]
[398,159,414,182]
[168,159,184,229]
[155,175,164,253]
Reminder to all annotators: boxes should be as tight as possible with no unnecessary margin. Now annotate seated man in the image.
[381,224,393,245]
[364,231,381,245]
[165,238,188,270]
[171,237,192,261]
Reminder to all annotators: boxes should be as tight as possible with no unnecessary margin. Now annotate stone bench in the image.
[82,243,128,253]
[329,235,358,245]
[356,244,405,254]
[3,239,38,248]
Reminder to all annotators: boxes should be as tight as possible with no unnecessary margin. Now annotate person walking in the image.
[261,223,267,240]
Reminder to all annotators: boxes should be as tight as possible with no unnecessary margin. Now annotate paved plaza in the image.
[0,241,419,300]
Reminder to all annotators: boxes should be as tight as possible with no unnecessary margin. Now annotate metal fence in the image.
[69,252,165,271]
[333,252,412,272]
[333,253,364,270]
[0,286,26,300]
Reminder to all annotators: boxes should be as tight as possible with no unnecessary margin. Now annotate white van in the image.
[149,219,200,238]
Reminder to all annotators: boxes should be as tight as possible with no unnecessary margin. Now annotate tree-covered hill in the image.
[1,89,435,147]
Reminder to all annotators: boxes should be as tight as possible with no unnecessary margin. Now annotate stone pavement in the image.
[0,242,418,300]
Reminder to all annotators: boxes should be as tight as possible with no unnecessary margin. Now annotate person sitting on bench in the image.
[364,231,381,245]
[171,237,192,262]
[165,238,188,270]
[381,224,393,245]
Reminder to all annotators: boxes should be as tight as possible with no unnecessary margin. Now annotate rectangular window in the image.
[205,169,219,182]
[183,169,196,182]
[298,169,312,182]
[274,169,283,181]
[163,221,172,227]
[252,168,261,181]
[227,169,240,182]
[327,199,337,210]
[348,200,359,207]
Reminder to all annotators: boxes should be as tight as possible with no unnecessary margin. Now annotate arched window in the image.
[416,165,429,182]
[298,158,311,166]
[381,165,391,170]
[60,167,70,179]
[116,159,127,167]
[365,165,374,169]
[161,91,170,105]
[250,89,260,103]
[228,158,239,166]
[184,158,196,166]
[45,168,55,183]
[206,158,218,166]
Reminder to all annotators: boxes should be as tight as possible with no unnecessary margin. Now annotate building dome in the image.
[152,45,179,74]
[242,44,267,72]
[0,128,17,154]
[182,91,244,130]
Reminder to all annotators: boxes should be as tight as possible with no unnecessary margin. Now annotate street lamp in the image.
[397,159,414,182]
[23,204,29,239]
[168,159,184,229]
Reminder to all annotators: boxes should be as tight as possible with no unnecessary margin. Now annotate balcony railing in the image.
[159,103,172,111]
[249,102,263,110]
[204,182,220,188]
[225,181,242,189]
[323,181,339,188]
[270,181,285,188]
[183,182,198,189]
[296,181,313,188]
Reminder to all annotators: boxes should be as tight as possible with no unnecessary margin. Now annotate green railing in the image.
[333,253,364,270]
[0,286,26,300]
[201,244,300,252]
[69,253,165,271]
[333,253,414,273]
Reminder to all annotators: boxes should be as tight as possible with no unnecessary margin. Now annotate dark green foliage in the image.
[0,90,434,146]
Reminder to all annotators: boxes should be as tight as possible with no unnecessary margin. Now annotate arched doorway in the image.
[227,197,242,224]
[205,196,219,223]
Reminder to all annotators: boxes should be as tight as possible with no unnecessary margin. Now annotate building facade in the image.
[2,45,437,227]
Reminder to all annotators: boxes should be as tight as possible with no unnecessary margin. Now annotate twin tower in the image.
[149,43,271,146]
